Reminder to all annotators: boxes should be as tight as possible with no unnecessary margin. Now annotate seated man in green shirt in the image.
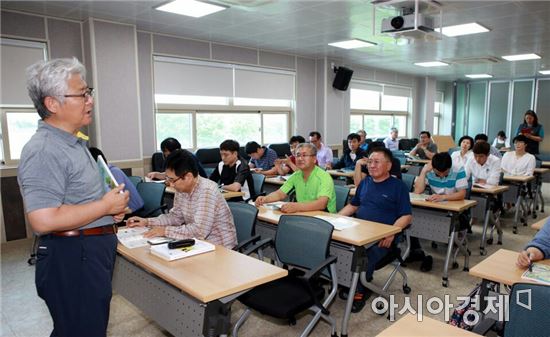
[255,143,336,213]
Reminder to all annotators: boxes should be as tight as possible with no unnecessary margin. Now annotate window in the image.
[156,111,289,150]
[434,91,443,135]
[155,113,193,149]
[1,109,39,162]
[1,38,47,165]
[153,57,293,150]
[350,81,411,138]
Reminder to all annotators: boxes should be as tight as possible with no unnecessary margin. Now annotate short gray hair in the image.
[297,142,317,156]
[26,57,86,119]
[390,127,398,133]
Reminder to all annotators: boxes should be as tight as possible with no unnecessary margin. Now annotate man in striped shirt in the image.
[414,152,468,201]
[128,150,237,249]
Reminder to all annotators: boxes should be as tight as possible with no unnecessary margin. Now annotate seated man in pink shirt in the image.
[128,149,237,249]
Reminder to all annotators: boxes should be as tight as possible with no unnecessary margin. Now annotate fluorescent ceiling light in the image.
[414,61,449,67]
[439,22,489,37]
[155,0,227,18]
[538,70,550,75]
[328,39,376,49]
[465,74,493,79]
[502,53,541,61]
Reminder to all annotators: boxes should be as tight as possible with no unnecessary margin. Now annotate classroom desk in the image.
[502,175,535,234]
[375,314,479,337]
[409,194,477,287]
[469,249,550,333]
[407,158,430,165]
[256,208,401,337]
[113,244,287,337]
[531,215,548,230]
[541,161,550,168]
[327,169,354,178]
[532,168,549,217]
[165,185,244,200]
[471,185,510,255]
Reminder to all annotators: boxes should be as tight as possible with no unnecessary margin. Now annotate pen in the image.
[528,252,533,273]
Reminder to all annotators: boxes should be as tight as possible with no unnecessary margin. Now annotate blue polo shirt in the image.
[351,175,411,225]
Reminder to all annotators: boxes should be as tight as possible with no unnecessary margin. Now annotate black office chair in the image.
[504,283,550,337]
[360,225,412,305]
[268,143,292,158]
[334,185,350,212]
[151,152,165,172]
[133,182,167,217]
[195,147,221,169]
[228,202,268,254]
[233,215,338,337]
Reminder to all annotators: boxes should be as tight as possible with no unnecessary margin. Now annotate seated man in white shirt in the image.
[465,142,501,186]
[383,127,399,151]
[501,135,536,176]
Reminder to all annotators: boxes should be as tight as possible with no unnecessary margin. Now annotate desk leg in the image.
[513,190,526,234]
[341,245,366,337]
[442,229,456,288]
[480,207,491,256]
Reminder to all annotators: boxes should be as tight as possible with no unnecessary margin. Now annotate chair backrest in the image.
[228,202,259,245]
[204,167,215,177]
[195,147,221,168]
[401,173,416,192]
[128,176,143,188]
[239,146,250,161]
[252,173,265,197]
[135,182,166,217]
[275,215,333,272]
[448,146,461,155]
[151,152,165,172]
[504,283,550,337]
[399,138,418,151]
[267,143,291,158]
[334,185,350,212]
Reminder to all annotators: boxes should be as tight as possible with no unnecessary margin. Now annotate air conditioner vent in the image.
[445,56,501,65]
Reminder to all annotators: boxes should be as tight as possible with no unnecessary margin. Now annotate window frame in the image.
[155,107,291,150]
[350,81,412,138]
[433,91,444,135]
[1,108,39,165]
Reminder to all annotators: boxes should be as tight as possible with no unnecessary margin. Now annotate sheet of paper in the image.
[522,263,550,285]
[314,215,359,231]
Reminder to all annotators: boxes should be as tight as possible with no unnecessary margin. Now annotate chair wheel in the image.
[497,241,503,245]
[403,285,411,294]
[463,267,469,272]
[27,257,36,265]
[480,249,486,256]
[376,301,386,315]
[487,238,493,245]
[442,280,448,287]
[452,262,459,269]
[513,229,518,234]
[467,249,471,256]
[533,214,538,219]
[338,288,349,300]
[431,241,438,249]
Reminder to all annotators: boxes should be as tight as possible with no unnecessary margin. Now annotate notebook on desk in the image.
[522,263,550,285]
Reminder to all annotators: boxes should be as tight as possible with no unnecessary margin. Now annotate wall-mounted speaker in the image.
[332,66,354,91]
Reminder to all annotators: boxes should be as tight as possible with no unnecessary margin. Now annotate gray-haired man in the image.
[18,58,129,337]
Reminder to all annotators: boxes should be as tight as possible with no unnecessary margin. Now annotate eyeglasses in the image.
[295,153,315,158]
[367,159,387,166]
[165,176,182,185]
[64,88,94,99]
